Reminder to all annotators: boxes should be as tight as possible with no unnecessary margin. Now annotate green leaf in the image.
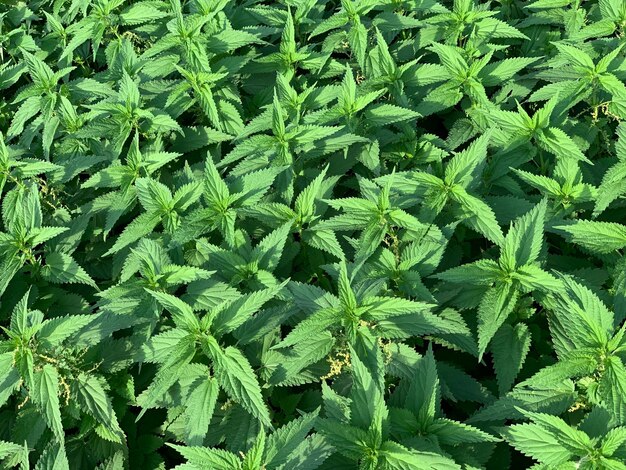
[38,315,96,347]
[427,418,500,445]
[349,345,385,430]
[433,259,501,286]
[552,220,626,254]
[182,376,219,446]
[517,409,594,455]
[595,160,626,216]
[73,374,125,443]
[363,104,420,127]
[136,334,197,419]
[0,353,21,408]
[348,21,368,69]
[41,252,97,289]
[544,274,614,351]
[316,419,369,461]
[477,283,520,360]
[536,127,590,164]
[500,199,547,271]
[379,440,460,469]
[479,57,539,87]
[277,433,334,470]
[119,2,168,25]
[208,342,271,427]
[451,186,504,245]
[601,426,626,456]
[599,356,626,425]
[0,440,27,461]
[503,423,573,465]
[212,281,287,336]
[264,409,319,468]
[146,289,200,331]
[168,444,242,469]
[511,264,562,292]
[31,365,64,442]
[491,323,532,395]
[104,212,162,256]
[444,131,491,188]
[34,441,69,470]
[406,345,439,425]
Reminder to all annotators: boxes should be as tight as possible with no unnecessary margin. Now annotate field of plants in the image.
[1,0,626,468]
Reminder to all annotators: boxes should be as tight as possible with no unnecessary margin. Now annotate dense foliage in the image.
[1,0,626,468]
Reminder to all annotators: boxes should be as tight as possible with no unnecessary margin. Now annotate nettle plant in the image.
[2,0,626,468]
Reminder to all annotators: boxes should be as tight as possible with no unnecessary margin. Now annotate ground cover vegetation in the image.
[1,0,626,467]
